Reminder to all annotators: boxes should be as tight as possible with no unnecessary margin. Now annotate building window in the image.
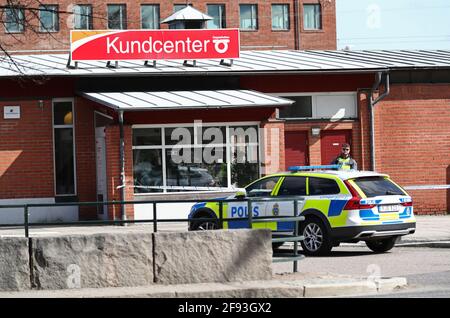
[4,7,24,33]
[279,96,312,118]
[272,4,289,30]
[132,124,260,193]
[39,5,59,32]
[303,4,322,30]
[277,93,357,120]
[173,4,193,12]
[239,4,258,30]
[73,4,93,30]
[53,100,76,196]
[108,4,127,29]
[207,4,226,29]
[141,4,160,29]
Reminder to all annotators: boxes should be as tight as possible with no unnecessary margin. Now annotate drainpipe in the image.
[118,110,127,222]
[369,71,390,171]
[294,0,300,50]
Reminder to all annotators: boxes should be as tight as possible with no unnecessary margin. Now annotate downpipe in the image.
[370,72,390,171]
[119,110,127,224]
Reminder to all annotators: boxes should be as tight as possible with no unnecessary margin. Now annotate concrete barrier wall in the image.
[0,238,30,291]
[154,229,273,284]
[0,229,272,291]
[31,233,154,290]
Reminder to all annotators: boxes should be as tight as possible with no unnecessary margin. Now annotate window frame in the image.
[274,92,358,121]
[107,4,127,30]
[303,3,322,31]
[140,4,160,29]
[132,121,262,195]
[207,3,226,29]
[73,4,93,30]
[52,98,77,197]
[271,4,290,31]
[239,4,258,31]
[4,6,25,33]
[39,4,59,33]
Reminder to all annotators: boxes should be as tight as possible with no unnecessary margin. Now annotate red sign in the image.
[71,29,240,61]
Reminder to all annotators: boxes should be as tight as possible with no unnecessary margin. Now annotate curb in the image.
[396,241,450,248]
[0,277,408,298]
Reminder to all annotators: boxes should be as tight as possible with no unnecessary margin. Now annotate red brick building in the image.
[0,50,449,223]
[0,0,336,52]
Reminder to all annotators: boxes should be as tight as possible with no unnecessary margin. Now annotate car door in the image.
[227,176,281,229]
[266,176,307,232]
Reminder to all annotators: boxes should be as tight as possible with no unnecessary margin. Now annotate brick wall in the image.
[0,0,336,52]
[374,84,450,214]
[0,96,98,220]
[0,99,54,198]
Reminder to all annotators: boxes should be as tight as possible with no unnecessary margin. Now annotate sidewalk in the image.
[0,274,407,298]
[397,215,450,247]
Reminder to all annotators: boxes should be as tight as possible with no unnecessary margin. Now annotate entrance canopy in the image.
[80,90,293,111]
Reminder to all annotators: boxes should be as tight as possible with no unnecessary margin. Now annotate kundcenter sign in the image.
[71,29,240,61]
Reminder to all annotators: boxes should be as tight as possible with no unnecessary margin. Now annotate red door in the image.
[285,131,309,169]
[321,130,352,165]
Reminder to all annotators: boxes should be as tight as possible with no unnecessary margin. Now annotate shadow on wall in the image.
[0,149,79,224]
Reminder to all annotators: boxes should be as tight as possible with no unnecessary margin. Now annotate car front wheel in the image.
[300,217,333,256]
[365,237,398,253]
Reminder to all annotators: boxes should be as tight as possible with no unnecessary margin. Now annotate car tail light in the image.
[400,201,413,207]
[343,180,376,210]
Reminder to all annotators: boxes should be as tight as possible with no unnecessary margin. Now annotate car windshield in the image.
[353,177,405,197]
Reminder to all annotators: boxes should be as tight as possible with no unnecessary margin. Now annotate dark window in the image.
[53,101,75,196]
[73,4,93,29]
[353,177,405,197]
[40,5,59,32]
[272,4,289,30]
[133,128,162,146]
[303,4,321,30]
[108,4,127,29]
[246,176,280,197]
[207,4,226,29]
[133,149,163,193]
[4,7,24,33]
[240,4,258,30]
[309,177,340,195]
[279,96,312,118]
[277,176,307,196]
[141,4,160,29]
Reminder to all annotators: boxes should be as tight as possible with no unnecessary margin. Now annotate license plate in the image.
[378,204,400,213]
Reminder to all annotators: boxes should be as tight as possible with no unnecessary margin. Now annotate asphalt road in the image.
[273,245,450,297]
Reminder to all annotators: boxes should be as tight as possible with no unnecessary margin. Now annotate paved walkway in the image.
[0,216,449,243]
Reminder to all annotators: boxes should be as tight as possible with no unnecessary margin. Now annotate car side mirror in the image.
[235,189,247,199]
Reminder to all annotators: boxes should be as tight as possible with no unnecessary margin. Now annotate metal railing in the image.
[0,197,305,270]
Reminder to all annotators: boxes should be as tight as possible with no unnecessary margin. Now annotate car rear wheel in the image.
[300,217,333,256]
[365,236,398,253]
[191,219,219,231]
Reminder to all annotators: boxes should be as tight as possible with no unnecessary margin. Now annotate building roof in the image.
[161,6,213,23]
[80,89,294,111]
[1,50,450,78]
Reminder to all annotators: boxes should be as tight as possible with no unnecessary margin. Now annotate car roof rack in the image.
[288,164,341,172]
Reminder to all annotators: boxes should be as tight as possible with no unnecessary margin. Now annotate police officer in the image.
[331,143,358,170]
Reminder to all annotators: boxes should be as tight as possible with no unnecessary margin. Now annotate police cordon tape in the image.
[404,185,450,190]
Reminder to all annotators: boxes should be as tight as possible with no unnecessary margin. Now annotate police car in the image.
[188,165,416,256]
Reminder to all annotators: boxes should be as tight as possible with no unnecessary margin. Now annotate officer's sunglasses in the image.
[342,148,350,151]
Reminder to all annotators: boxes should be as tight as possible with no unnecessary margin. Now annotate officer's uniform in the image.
[331,156,358,170]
